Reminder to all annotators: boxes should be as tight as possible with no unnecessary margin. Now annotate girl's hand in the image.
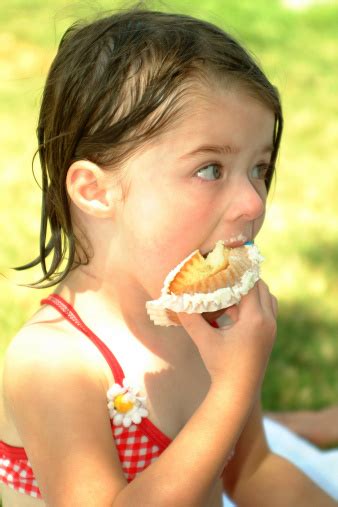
[178,280,278,393]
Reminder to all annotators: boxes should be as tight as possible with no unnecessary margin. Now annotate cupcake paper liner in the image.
[146,243,263,326]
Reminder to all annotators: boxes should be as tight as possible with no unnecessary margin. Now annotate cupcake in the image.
[146,241,263,326]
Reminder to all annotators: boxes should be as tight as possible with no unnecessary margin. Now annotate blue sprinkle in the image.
[244,241,254,246]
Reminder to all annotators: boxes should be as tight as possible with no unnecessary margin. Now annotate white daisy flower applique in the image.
[107,378,148,427]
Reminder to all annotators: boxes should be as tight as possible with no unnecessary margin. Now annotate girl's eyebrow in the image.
[179,143,274,159]
[179,144,234,159]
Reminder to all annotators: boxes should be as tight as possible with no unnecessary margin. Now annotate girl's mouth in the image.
[201,235,251,258]
[223,233,249,248]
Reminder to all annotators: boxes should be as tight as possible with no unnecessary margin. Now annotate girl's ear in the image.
[66,160,117,218]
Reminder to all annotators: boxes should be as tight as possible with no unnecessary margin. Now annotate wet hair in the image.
[17,6,283,287]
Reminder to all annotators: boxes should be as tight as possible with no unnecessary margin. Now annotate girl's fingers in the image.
[228,280,277,333]
[222,304,239,323]
[179,279,277,342]
[236,281,262,317]
[178,311,216,338]
[271,295,278,318]
[202,309,227,324]
[178,279,277,384]
[256,280,278,318]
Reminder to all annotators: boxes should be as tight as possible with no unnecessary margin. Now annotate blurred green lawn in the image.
[1,0,337,415]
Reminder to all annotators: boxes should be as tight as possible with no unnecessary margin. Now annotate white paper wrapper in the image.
[146,243,263,326]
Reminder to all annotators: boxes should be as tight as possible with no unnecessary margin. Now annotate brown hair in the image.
[17,7,283,287]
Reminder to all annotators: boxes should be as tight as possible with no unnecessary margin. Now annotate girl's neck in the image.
[55,266,195,366]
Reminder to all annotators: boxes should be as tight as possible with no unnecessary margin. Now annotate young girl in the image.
[0,7,335,507]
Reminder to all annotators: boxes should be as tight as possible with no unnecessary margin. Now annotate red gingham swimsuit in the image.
[0,294,172,499]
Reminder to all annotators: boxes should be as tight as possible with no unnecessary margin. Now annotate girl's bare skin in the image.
[0,9,335,506]
[266,406,338,448]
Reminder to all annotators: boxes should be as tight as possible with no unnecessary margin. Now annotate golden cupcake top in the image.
[146,241,263,327]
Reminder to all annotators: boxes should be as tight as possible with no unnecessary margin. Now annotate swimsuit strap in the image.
[41,294,124,384]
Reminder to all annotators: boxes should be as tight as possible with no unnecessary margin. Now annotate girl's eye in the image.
[250,164,270,180]
[196,164,222,181]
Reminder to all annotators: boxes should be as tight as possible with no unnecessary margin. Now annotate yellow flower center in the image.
[114,393,134,413]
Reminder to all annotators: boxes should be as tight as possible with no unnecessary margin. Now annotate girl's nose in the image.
[226,178,266,222]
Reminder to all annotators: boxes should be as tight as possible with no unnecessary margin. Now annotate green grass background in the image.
[1,0,337,415]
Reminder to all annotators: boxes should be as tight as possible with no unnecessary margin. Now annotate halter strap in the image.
[41,294,124,384]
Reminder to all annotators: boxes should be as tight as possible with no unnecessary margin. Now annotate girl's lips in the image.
[225,239,247,248]
[201,237,251,257]
[224,235,252,248]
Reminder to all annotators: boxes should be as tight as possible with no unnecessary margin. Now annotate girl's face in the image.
[112,85,275,299]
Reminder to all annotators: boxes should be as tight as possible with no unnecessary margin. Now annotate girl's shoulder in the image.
[1,305,113,441]
[4,303,111,383]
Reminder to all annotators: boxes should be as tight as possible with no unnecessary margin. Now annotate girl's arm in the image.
[223,400,336,506]
[5,281,276,506]
[265,406,338,447]
[3,326,127,505]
